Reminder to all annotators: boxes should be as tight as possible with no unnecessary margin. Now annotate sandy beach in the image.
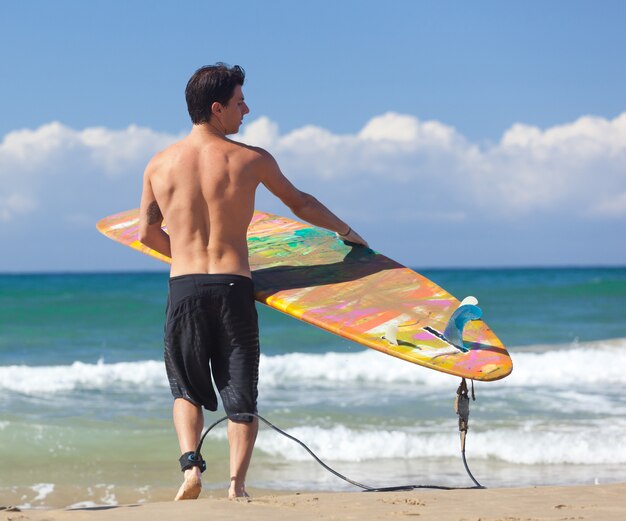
[2,483,625,521]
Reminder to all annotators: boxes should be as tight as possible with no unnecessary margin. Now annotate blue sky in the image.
[1,0,625,271]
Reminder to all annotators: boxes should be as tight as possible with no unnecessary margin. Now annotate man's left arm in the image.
[138,168,171,258]
[257,150,369,247]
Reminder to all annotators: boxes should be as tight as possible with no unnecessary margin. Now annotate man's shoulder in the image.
[224,139,276,168]
[225,138,269,157]
[144,144,176,177]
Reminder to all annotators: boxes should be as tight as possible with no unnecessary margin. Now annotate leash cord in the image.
[194,412,484,492]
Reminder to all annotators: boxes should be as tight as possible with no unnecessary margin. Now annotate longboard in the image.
[97,209,512,381]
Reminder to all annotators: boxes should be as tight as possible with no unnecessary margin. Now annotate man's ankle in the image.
[184,468,202,481]
[229,477,245,494]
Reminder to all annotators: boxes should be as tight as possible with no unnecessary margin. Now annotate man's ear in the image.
[211,102,222,116]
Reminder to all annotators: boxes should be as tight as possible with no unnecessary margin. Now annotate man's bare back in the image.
[141,127,263,278]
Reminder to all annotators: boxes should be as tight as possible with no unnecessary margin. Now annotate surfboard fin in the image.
[443,297,483,353]
[383,323,399,346]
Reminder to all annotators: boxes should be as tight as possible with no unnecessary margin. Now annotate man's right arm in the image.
[138,165,172,258]
[256,150,368,247]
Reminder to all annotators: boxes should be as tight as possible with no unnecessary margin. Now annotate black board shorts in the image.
[164,274,259,421]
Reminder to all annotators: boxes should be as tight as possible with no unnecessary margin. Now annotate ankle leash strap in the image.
[179,451,207,473]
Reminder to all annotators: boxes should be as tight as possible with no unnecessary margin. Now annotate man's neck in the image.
[190,121,226,139]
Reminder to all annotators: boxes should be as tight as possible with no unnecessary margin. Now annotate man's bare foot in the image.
[228,479,250,500]
[228,490,251,500]
[174,469,202,501]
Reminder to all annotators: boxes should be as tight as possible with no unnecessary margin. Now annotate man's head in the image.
[185,63,246,126]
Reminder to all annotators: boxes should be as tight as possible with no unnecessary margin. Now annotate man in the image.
[138,63,368,501]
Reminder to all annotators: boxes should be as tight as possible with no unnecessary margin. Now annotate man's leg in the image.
[227,417,258,498]
[173,398,204,500]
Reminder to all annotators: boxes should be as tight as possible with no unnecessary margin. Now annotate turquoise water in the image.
[1,268,625,507]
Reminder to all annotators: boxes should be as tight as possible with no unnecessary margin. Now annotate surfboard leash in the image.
[455,378,484,488]
[192,398,485,492]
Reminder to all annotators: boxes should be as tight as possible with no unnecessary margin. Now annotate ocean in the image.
[1,267,625,508]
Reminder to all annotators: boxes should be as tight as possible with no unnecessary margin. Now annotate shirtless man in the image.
[138,64,367,501]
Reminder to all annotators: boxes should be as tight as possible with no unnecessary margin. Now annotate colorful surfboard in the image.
[97,209,512,382]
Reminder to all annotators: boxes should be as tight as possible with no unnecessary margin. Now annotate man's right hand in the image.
[338,228,369,248]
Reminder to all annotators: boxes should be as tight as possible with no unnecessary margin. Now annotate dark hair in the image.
[185,63,246,124]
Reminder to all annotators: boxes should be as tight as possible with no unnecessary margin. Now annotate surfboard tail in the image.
[443,297,483,352]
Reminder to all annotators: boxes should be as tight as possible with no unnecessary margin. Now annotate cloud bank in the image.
[239,112,626,221]
[1,112,625,270]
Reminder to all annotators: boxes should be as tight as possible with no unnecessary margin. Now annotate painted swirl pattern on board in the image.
[97,209,512,381]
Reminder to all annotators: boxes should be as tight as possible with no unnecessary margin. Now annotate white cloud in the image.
[237,116,278,148]
[239,111,626,220]
[0,122,179,227]
[358,112,461,148]
[0,112,624,268]
[588,191,626,218]
[81,125,178,176]
[0,193,37,222]
[501,114,626,155]
[479,114,626,213]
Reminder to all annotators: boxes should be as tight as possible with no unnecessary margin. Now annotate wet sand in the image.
[2,482,625,521]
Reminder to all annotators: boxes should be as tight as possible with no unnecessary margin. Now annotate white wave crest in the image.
[1,338,624,395]
[260,338,626,388]
[0,360,165,394]
[253,419,626,465]
[259,350,453,388]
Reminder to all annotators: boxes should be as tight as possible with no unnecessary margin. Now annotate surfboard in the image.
[97,209,512,382]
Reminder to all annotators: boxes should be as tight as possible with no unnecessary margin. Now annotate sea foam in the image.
[0,359,164,394]
[1,338,624,395]
[203,417,626,465]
